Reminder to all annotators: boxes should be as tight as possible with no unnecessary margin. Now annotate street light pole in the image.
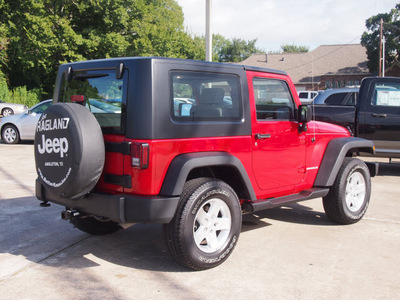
[205,0,212,62]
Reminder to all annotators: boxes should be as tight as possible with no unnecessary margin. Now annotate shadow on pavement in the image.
[243,202,333,229]
[1,195,336,274]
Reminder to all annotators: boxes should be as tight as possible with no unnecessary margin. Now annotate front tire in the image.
[164,178,242,270]
[2,125,20,144]
[323,158,371,224]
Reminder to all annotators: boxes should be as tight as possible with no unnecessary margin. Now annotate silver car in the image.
[0,100,52,144]
[0,100,28,116]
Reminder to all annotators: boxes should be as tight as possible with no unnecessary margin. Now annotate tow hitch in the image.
[61,209,80,221]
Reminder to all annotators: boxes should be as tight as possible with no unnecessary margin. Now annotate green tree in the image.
[217,36,262,62]
[281,44,309,53]
[361,3,400,74]
[0,0,205,98]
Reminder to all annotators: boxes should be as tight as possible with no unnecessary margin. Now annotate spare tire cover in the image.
[35,103,105,199]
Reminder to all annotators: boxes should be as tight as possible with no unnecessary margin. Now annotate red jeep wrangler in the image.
[35,57,375,270]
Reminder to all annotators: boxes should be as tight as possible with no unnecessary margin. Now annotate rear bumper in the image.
[36,179,180,224]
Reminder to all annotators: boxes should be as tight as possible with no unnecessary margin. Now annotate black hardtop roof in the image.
[62,56,287,76]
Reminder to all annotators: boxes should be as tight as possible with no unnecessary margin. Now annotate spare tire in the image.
[34,103,105,199]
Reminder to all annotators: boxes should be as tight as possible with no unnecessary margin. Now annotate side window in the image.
[253,77,294,120]
[373,82,400,107]
[32,102,51,114]
[345,92,358,106]
[299,92,308,99]
[325,93,348,105]
[171,72,241,121]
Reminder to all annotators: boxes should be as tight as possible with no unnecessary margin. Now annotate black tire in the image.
[2,108,14,117]
[34,103,105,199]
[164,178,242,270]
[323,158,371,224]
[71,213,121,235]
[2,124,20,144]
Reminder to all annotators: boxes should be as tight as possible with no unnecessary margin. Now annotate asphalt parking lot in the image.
[0,142,399,299]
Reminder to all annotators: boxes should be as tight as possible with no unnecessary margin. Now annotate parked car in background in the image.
[313,77,400,158]
[0,100,28,117]
[297,91,318,104]
[312,88,359,106]
[0,100,52,144]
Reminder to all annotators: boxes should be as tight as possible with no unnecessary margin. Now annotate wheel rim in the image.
[3,109,12,116]
[193,198,232,253]
[345,171,366,212]
[3,127,16,143]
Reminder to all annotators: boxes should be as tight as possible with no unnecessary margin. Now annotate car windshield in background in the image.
[59,69,127,134]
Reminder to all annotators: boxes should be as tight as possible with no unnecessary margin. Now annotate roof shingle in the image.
[241,44,369,84]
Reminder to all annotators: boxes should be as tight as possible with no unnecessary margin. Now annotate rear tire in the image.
[164,178,241,270]
[2,108,13,117]
[323,158,371,224]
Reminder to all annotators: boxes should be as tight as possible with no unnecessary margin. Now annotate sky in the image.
[176,0,399,52]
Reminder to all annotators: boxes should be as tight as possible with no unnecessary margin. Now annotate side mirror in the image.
[298,105,312,132]
[298,105,312,123]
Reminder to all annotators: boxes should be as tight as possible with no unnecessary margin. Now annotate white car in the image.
[0,100,52,144]
[0,100,28,116]
[297,91,318,104]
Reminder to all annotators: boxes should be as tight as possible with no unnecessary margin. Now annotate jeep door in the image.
[248,73,306,194]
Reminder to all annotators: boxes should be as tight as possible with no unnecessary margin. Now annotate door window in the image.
[253,78,295,120]
[372,82,400,107]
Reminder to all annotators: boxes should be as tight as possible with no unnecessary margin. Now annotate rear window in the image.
[325,92,348,105]
[59,69,127,134]
[299,92,308,99]
[171,71,242,121]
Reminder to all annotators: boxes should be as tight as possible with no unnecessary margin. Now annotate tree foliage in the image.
[214,35,262,62]
[0,0,206,98]
[281,44,309,53]
[361,3,400,74]
[0,0,264,100]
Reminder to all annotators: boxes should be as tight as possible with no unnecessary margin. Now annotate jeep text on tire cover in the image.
[35,57,375,270]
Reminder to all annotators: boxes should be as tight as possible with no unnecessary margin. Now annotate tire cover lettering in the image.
[34,103,104,199]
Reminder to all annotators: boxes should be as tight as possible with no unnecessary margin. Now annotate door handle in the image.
[371,113,387,118]
[255,133,271,140]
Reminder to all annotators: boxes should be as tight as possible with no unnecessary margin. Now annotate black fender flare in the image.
[314,137,375,187]
[160,152,257,200]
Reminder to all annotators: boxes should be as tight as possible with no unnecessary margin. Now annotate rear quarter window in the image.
[171,71,242,121]
[325,93,348,105]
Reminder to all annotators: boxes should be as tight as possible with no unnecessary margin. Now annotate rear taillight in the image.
[131,143,149,169]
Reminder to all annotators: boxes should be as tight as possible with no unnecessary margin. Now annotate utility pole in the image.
[382,36,386,77]
[379,18,383,77]
[205,0,212,62]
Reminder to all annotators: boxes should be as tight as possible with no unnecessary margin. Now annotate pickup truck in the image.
[313,77,400,158]
[34,57,374,270]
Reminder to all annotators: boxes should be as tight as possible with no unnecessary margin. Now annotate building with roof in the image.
[242,44,370,91]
